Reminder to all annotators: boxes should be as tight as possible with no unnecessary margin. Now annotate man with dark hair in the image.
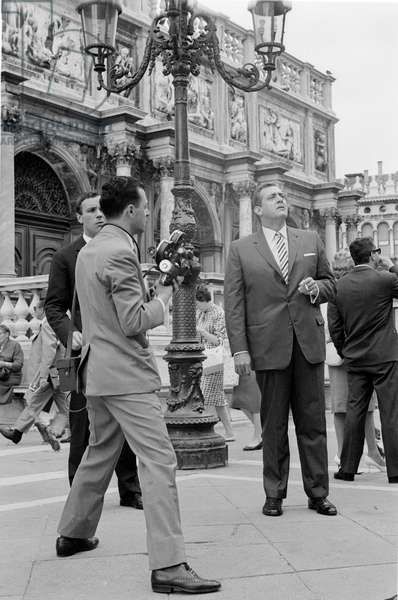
[45,191,143,508]
[328,237,398,483]
[225,183,337,517]
[56,176,221,595]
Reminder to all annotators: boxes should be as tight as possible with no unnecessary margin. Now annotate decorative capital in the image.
[107,141,140,168]
[344,214,362,227]
[230,179,256,201]
[154,156,174,178]
[319,207,339,222]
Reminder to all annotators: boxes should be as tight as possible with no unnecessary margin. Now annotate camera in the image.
[152,230,198,286]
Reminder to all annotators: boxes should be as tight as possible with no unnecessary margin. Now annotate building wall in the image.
[1,0,341,277]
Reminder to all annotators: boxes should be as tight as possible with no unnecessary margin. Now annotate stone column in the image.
[340,221,347,250]
[0,107,20,277]
[154,157,174,240]
[231,180,256,238]
[389,226,394,258]
[320,208,338,263]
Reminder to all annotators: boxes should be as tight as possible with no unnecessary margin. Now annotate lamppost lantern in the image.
[76,0,290,468]
[248,0,291,73]
[77,0,122,72]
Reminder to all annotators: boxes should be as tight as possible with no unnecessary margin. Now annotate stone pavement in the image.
[0,411,397,600]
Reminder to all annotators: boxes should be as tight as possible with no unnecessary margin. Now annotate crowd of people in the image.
[0,176,397,595]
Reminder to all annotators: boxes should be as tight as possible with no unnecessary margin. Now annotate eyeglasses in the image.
[371,248,381,255]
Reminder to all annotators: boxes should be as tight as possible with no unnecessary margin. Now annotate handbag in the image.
[0,367,10,382]
[202,344,224,375]
[56,290,80,392]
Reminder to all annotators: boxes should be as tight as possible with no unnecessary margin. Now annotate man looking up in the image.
[224,183,337,517]
[56,176,221,595]
[45,192,143,509]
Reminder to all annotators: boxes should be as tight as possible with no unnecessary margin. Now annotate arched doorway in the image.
[14,152,72,276]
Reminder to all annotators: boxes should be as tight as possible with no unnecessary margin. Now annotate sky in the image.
[202,0,398,179]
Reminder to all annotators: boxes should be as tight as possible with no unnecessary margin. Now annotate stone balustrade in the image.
[0,275,48,341]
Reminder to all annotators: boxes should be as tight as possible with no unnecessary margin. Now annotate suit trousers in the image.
[256,335,329,500]
[15,382,68,436]
[340,361,398,479]
[58,392,186,570]
[68,391,141,498]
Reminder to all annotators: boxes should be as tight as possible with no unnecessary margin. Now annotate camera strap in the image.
[66,289,78,360]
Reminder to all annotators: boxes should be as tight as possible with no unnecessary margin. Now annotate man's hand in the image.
[39,377,48,388]
[233,352,251,377]
[298,277,319,296]
[72,331,82,351]
[374,255,394,270]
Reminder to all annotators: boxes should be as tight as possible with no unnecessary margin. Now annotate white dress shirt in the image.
[262,224,289,268]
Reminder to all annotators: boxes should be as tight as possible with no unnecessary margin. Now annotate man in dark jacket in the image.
[45,192,143,508]
[328,237,398,483]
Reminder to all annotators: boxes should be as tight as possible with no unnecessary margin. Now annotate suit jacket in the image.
[75,224,164,396]
[45,236,85,347]
[327,266,398,366]
[27,318,65,386]
[224,227,335,370]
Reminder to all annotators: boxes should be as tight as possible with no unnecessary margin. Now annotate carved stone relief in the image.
[187,77,215,131]
[2,4,85,81]
[228,91,247,144]
[314,129,328,173]
[153,60,174,117]
[110,41,137,99]
[259,106,302,163]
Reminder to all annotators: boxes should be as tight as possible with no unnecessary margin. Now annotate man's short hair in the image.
[100,176,143,218]
[349,237,375,265]
[75,192,99,215]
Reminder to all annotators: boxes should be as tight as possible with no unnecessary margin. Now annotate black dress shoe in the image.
[151,562,221,594]
[243,441,263,451]
[120,493,143,510]
[334,470,354,481]
[56,536,99,557]
[262,497,283,516]
[388,476,398,483]
[0,427,22,444]
[308,497,337,516]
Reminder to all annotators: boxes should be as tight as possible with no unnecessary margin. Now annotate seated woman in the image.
[0,324,24,405]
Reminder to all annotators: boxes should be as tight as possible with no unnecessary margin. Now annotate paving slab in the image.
[0,561,32,597]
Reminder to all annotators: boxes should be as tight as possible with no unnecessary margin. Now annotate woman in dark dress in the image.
[0,324,24,405]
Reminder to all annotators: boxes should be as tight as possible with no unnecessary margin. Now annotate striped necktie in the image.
[274,232,288,283]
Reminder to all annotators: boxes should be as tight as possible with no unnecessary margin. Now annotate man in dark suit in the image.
[328,237,398,483]
[224,183,337,517]
[45,192,143,509]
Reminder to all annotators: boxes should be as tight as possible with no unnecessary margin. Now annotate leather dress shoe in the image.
[0,427,22,444]
[334,470,354,481]
[388,476,398,483]
[56,536,99,557]
[151,562,221,594]
[120,493,143,510]
[262,497,283,516]
[308,497,337,516]
[243,441,263,451]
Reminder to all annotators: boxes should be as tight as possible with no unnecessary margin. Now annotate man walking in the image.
[56,176,221,595]
[328,237,398,483]
[45,192,143,508]
[224,183,337,517]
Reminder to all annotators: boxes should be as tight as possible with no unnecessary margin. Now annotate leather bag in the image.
[56,290,80,392]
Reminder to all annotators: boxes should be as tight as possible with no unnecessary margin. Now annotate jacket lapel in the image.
[287,227,300,278]
[252,230,283,278]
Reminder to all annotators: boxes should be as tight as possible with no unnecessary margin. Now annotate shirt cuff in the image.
[233,350,250,357]
[310,283,320,304]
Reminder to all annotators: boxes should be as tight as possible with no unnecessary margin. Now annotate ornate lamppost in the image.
[77,0,290,468]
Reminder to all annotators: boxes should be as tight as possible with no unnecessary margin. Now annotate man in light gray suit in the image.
[56,176,220,595]
[225,183,337,518]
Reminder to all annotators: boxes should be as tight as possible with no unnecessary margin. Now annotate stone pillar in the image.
[0,127,17,277]
[320,208,338,263]
[389,226,394,258]
[231,180,256,239]
[154,157,174,240]
[340,221,347,250]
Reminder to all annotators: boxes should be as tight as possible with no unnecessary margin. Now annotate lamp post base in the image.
[166,414,228,470]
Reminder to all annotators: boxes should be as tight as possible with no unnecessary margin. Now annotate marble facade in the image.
[1,0,344,280]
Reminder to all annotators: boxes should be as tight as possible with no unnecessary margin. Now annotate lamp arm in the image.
[96,16,166,93]
[190,12,272,92]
